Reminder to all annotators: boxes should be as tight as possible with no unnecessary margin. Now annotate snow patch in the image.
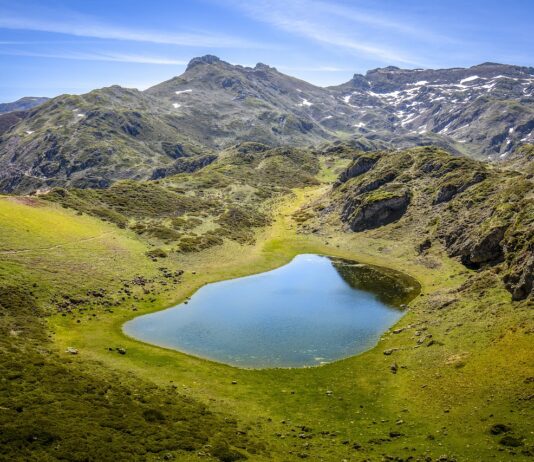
[25,130,34,135]
[172,103,181,108]
[297,98,313,107]
[175,89,193,95]
[460,75,480,84]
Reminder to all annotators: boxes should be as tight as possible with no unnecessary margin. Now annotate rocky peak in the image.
[345,74,370,91]
[186,55,223,71]
[254,63,275,71]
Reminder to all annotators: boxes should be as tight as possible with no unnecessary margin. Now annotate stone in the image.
[66,347,78,355]
[117,348,126,355]
[499,435,523,447]
[490,423,511,435]
[390,363,398,374]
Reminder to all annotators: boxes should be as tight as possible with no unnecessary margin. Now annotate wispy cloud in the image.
[302,0,456,44]
[224,0,441,66]
[0,11,263,48]
[0,49,188,65]
[278,65,351,72]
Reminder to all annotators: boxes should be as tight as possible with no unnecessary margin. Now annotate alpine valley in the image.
[0,56,532,462]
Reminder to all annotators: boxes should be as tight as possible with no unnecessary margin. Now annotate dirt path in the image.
[0,231,114,255]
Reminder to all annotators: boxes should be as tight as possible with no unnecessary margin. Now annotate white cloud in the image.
[225,0,437,66]
[0,49,188,65]
[303,0,455,43]
[0,12,262,48]
[279,65,351,72]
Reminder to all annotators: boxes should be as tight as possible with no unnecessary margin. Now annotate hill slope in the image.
[297,145,534,300]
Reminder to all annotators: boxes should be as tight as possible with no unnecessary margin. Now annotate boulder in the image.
[343,190,410,232]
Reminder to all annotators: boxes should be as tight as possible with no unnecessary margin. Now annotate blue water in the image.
[124,254,417,368]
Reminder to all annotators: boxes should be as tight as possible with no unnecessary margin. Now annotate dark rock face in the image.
[151,155,217,179]
[343,191,410,232]
[357,172,397,194]
[161,142,187,159]
[434,172,486,204]
[504,253,534,301]
[467,226,508,265]
[337,156,378,185]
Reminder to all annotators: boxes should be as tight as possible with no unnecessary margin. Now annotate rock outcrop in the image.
[342,189,410,231]
[326,145,533,300]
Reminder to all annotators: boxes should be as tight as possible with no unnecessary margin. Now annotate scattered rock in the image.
[390,363,398,374]
[418,238,432,254]
[117,348,127,355]
[66,347,78,355]
[490,423,511,435]
[383,348,398,356]
[436,456,457,462]
[499,435,523,447]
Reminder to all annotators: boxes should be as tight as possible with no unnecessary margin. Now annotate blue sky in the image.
[0,0,532,101]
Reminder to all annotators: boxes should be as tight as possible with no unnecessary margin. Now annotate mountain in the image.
[0,96,49,114]
[330,63,534,159]
[0,56,532,193]
[0,97,50,138]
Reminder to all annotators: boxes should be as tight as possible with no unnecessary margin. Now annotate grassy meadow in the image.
[0,155,532,461]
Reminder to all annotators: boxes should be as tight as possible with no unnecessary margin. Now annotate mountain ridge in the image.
[0,96,49,114]
[0,55,532,193]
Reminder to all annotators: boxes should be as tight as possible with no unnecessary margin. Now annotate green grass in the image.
[49,189,533,461]
[0,156,532,461]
